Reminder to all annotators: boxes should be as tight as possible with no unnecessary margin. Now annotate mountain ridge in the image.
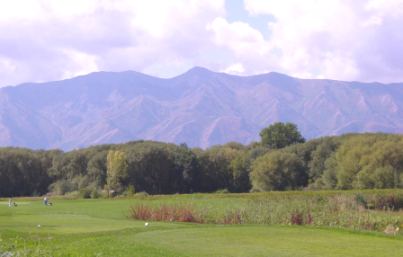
[1,67,402,150]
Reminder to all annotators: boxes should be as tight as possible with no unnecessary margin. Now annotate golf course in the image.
[1,191,402,257]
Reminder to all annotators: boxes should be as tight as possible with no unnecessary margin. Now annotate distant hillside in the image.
[0,67,402,150]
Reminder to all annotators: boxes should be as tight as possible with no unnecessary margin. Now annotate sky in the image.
[0,0,402,87]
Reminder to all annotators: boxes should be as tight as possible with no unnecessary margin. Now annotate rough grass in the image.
[1,190,403,257]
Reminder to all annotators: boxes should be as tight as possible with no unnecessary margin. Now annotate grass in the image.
[0,190,403,256]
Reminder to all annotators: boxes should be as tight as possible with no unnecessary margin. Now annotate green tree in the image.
[230,153,251,192]
[196,146,240,192]
[0,148,51,196]
[308,138,339,184]
[260,122,305,149]
[172,144,200,193]
[251,151,307,191]
[320,156,338,189]
[126,146,178,194]
[318,134,403,189]
[87,151,108,188]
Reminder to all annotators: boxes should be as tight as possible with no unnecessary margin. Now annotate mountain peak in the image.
[185,66,214,75]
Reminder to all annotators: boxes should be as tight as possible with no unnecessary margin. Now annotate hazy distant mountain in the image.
[0,67,402,150]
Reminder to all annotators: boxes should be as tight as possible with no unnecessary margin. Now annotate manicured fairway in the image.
[0,197,402,257]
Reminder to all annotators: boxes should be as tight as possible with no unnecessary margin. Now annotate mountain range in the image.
[0,67,402,150]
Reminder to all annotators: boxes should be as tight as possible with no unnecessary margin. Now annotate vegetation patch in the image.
[128,191,403,232]
[130,204,203,223]
[1,193,403,257]
[2,124,403,199]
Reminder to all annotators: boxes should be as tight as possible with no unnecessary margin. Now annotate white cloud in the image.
[243,0,403,82]
[206,17,277,75]
[0,58,16,73]
[0,0,226,86]
[208,17,265,55]
[60,49,99,79]
[223,63,245,74]
[0,0,402,85]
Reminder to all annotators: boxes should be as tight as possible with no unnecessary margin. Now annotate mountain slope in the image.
[0,67,402,150]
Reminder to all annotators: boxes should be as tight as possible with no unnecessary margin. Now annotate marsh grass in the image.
[130,204,203,223]
[129,190,403,232]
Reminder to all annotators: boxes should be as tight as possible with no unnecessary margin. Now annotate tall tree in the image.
[126,145,179,194]
[106,150,128,196]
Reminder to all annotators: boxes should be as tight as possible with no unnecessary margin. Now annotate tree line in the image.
[1,122,403,197]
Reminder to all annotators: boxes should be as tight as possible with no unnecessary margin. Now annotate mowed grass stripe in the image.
[135,226,403,257]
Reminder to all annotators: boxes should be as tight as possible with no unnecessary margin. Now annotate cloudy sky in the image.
[0,0,402,86]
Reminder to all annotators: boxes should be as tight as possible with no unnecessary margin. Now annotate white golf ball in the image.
[37,224,41,228]
[145,222,149,227]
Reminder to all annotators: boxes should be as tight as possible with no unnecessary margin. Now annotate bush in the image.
[215,188,229,194]
[90,189,100,199]
[79,188,91,199]
[123,185,136,197]
[367,194,403,210]
[64,190,80,198]
[130,204,152,220]
[290,210,313,225]
[48,180,75,195]
[355,194,367,207]
[251,151,307,191]
[130,204,202,223]
[290,211,304,225]
[134,191,149,198]
[222,210,243,224]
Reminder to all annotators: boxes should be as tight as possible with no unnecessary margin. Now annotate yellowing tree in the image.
[106,150,128,196]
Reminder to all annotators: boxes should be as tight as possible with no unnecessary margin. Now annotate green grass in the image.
[1,191,403,256]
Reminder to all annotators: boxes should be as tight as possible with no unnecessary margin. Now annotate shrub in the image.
[251,151,307,191]
[367,194,403,210]
[129,204,202,223]
[79,188,91,199]
[378,195,403,210]
[90,189,100,199]
[215,188,230,194]
[48,180,74,195]
[134,191,149,198]
[123,185,136,197]
[290,211,304,225]
[175,206,200,223]
[222,210,243,224]
[130,204,152,220]
[64,190,80,199]
[355,194,367,208]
